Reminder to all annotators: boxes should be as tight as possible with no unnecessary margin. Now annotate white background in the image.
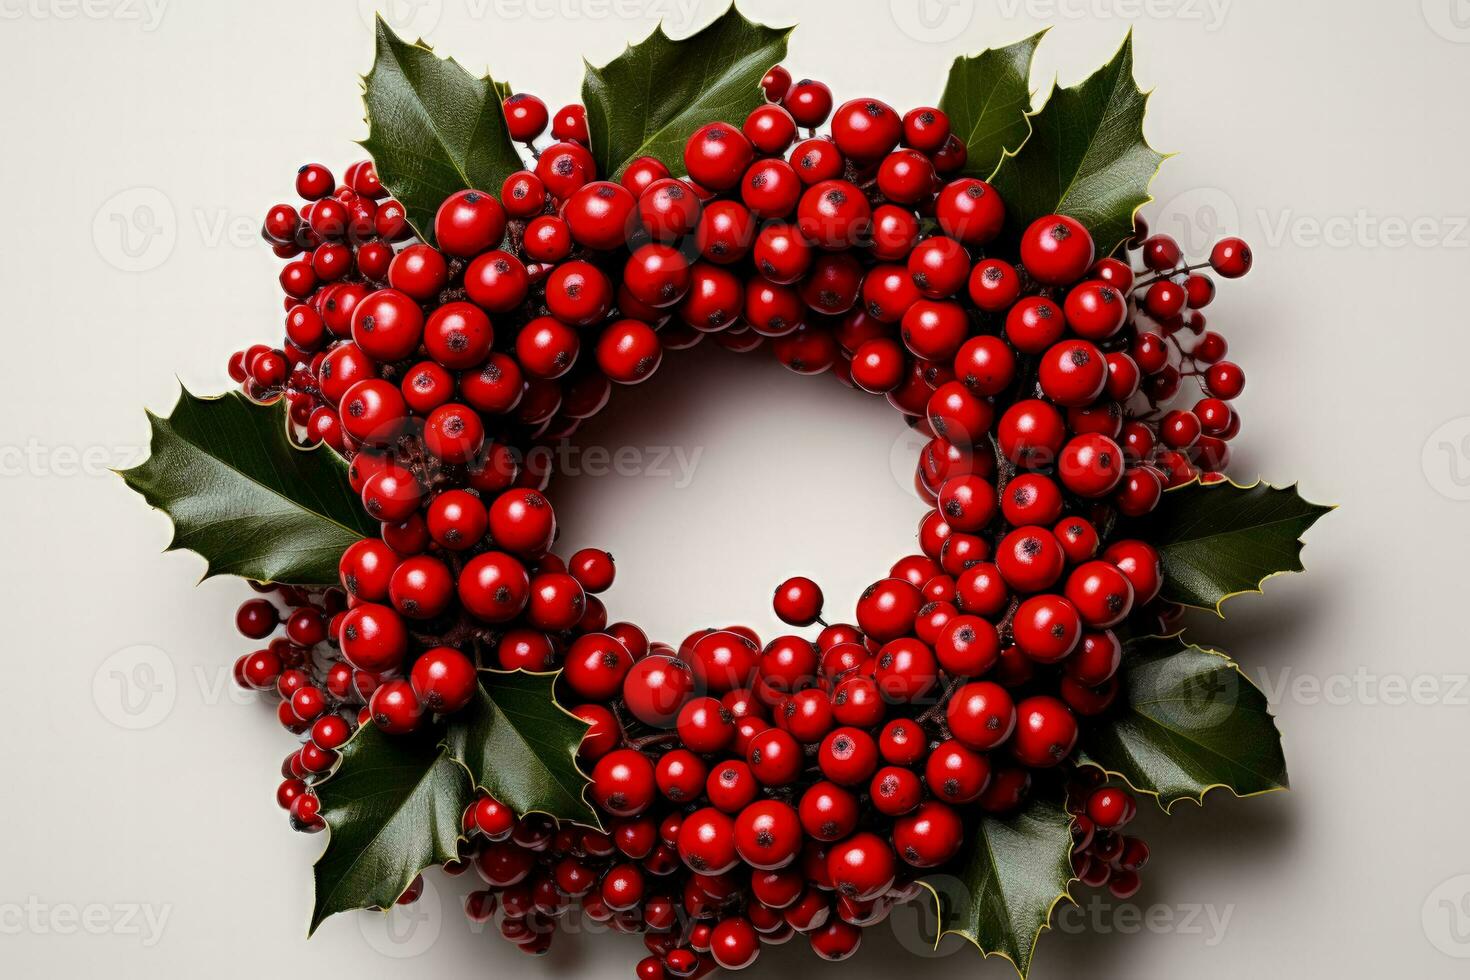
[2,0,1468,976]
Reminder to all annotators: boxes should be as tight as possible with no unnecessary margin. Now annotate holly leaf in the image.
[362,17,522,243]
[991,33,1165,253]
[920,797,1075,978]
[310,724,471,933]
[582,7,791,180]
[1080,634,1287,809]
[938,31,1045,181]
[1136,479,1332,615]
[118,388,373,585]
[444,671,598,829]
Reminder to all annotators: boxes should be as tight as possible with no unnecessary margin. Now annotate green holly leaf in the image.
[362,17,522,243]
[991,33,1166,253]
[920,797,1075,979]
[582,7,792,180]
[310,724,472,933]
[118,388,374,586]
[1080,634,1287,809]
[938,31,1045,181]
[444,671,598,829]
[1136,479,1332,615]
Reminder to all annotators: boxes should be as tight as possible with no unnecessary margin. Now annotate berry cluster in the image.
[227,64,1253,974]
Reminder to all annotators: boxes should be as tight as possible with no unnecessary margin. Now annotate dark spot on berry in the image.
[635,355,656,376]
[913,271,930,289]
[756,829,774,847]
[720,767,739,784]
[1020,536,1042,558]
[667,787,685,801]
[750,173,767,189]
[867,301,883,318]
[1036,304,1054,320]
[494,586,510,603]
[608,792,626,810]
[705,127,727,142]
[862,101,883,117]
[346,400,364,418]
[481,364,502,383]
[965,183,984,199]
[566,282,582,299]
[445,528,462,543]
[957,625,975,642]
[983,266,1002,284]
[944,498,963,519]
[1050,623,1065,638]
[360,314,375,333]
[709,242,728,256]
[554,158,574,176]
[344,624,359,641]
[821,820,837,837]
[943,777,960,797]
[493,258,511,273]
[986,716,1000,730]
[1106,593,1124,613]
[596,185,615,199]
[525,492,546,508]
[759,259,777,275]
[1069,348,1091,367]
[818,290,839,307]
[879,773,899,795]
[825,189,847,207]
[833,734,852,754]
[904,845,920,862]
[512,185,527,200]
[1049,222,1072,242]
